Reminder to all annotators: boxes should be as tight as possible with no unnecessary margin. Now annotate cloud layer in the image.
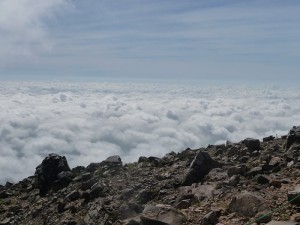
[0,81,299,183]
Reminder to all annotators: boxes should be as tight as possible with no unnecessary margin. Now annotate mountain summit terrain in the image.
[1,127,300,225]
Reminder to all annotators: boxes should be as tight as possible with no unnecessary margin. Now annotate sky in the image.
[0,0,299,82]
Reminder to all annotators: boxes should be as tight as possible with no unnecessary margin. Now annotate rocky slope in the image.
[1,126,300,225]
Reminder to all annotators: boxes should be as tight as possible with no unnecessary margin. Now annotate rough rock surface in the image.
[182,151,220,185]
[228,191,268,217]
[35,153,71,195]
[286,126,300,150]
[1,127,300,224]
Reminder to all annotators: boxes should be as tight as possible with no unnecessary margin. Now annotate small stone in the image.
[200,211,219,225]
[175,199,191,209]
[257,175,270,184]
[65,190,81,202]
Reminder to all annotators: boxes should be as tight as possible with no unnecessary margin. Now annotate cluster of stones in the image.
[1,126,300,224]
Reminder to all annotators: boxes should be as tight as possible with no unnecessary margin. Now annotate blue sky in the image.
[0,0,299,82]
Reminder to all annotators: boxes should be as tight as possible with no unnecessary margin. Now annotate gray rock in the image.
[245,166,262,177]
[286,126,300,150]
[80,179,97,191]
[182,151,220,185]
[90,182,105,199]
[141,204,186,225]
[65,190,81,202]
[0,218,11,225]
[228,191,268,217]
[175,199,191,209]
[200,211,219,225]
[137,189,158,204]
[265,221,297,225]
[288,186,300,206]
[86,163,102,172]
[101,155,123,167]
[263,136,275,142]
[256,175,270,184]
[227,165,247,177]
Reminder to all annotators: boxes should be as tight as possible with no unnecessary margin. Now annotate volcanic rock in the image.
[35,153,71,195]
[242,138,260,151]
[140,204,187,225]
[182,151,220,185]
[286,126,300,150]
[228,191,268,217]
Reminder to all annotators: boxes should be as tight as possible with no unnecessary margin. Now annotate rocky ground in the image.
[1,127,300,225]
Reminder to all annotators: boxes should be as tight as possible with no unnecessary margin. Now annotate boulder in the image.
[263,136,275,142]
[35,153,71,195]
[286,126,300,150]
[200,210,219,225]
[140,204,186,225]
[287,186,300,206]
[256,175,270,184]
[182,151,220,185]
[101,155,122,167]
[86,163,101,172]
[228,191,268,217]
[227,165,248,177]
[242,138,260,151]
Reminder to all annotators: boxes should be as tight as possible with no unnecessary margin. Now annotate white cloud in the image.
[0,0,70,65]
[0,81,299,183]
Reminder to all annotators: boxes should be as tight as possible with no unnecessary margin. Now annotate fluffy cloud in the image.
[0,0,69,65]
[0,81,299,183]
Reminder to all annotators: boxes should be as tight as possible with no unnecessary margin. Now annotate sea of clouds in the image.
[0,81,300,184]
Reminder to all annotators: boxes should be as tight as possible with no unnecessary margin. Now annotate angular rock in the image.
[140,204,186,225]
[86,163,101,172]
[101,155,123,167]
[182,151,220,185]
[137,189,158,204]
[89,182,105,199]
[65,190,81,202]
[288,186,300,206]
[263,136,275,142]
[227,165,248,177]
[53,171,74,191]
[242,138,260,151]
[0,218,11,225]
[228,191,268,217]
[35,153,71,195]
[175,199,191,209]
[245,166,262,177]
[265,221,297,225]
[286,126,300,150]
[200,211,219,225]
[256,175,270,184]
[80,179,97,191]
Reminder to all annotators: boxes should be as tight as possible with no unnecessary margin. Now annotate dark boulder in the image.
[242,138,260,151]
[101,155,123,167]
[182,151,220,186]
[35,153,71,195]
[263,136,275,142]
[86,163,101,172]
[286,126,300,151]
